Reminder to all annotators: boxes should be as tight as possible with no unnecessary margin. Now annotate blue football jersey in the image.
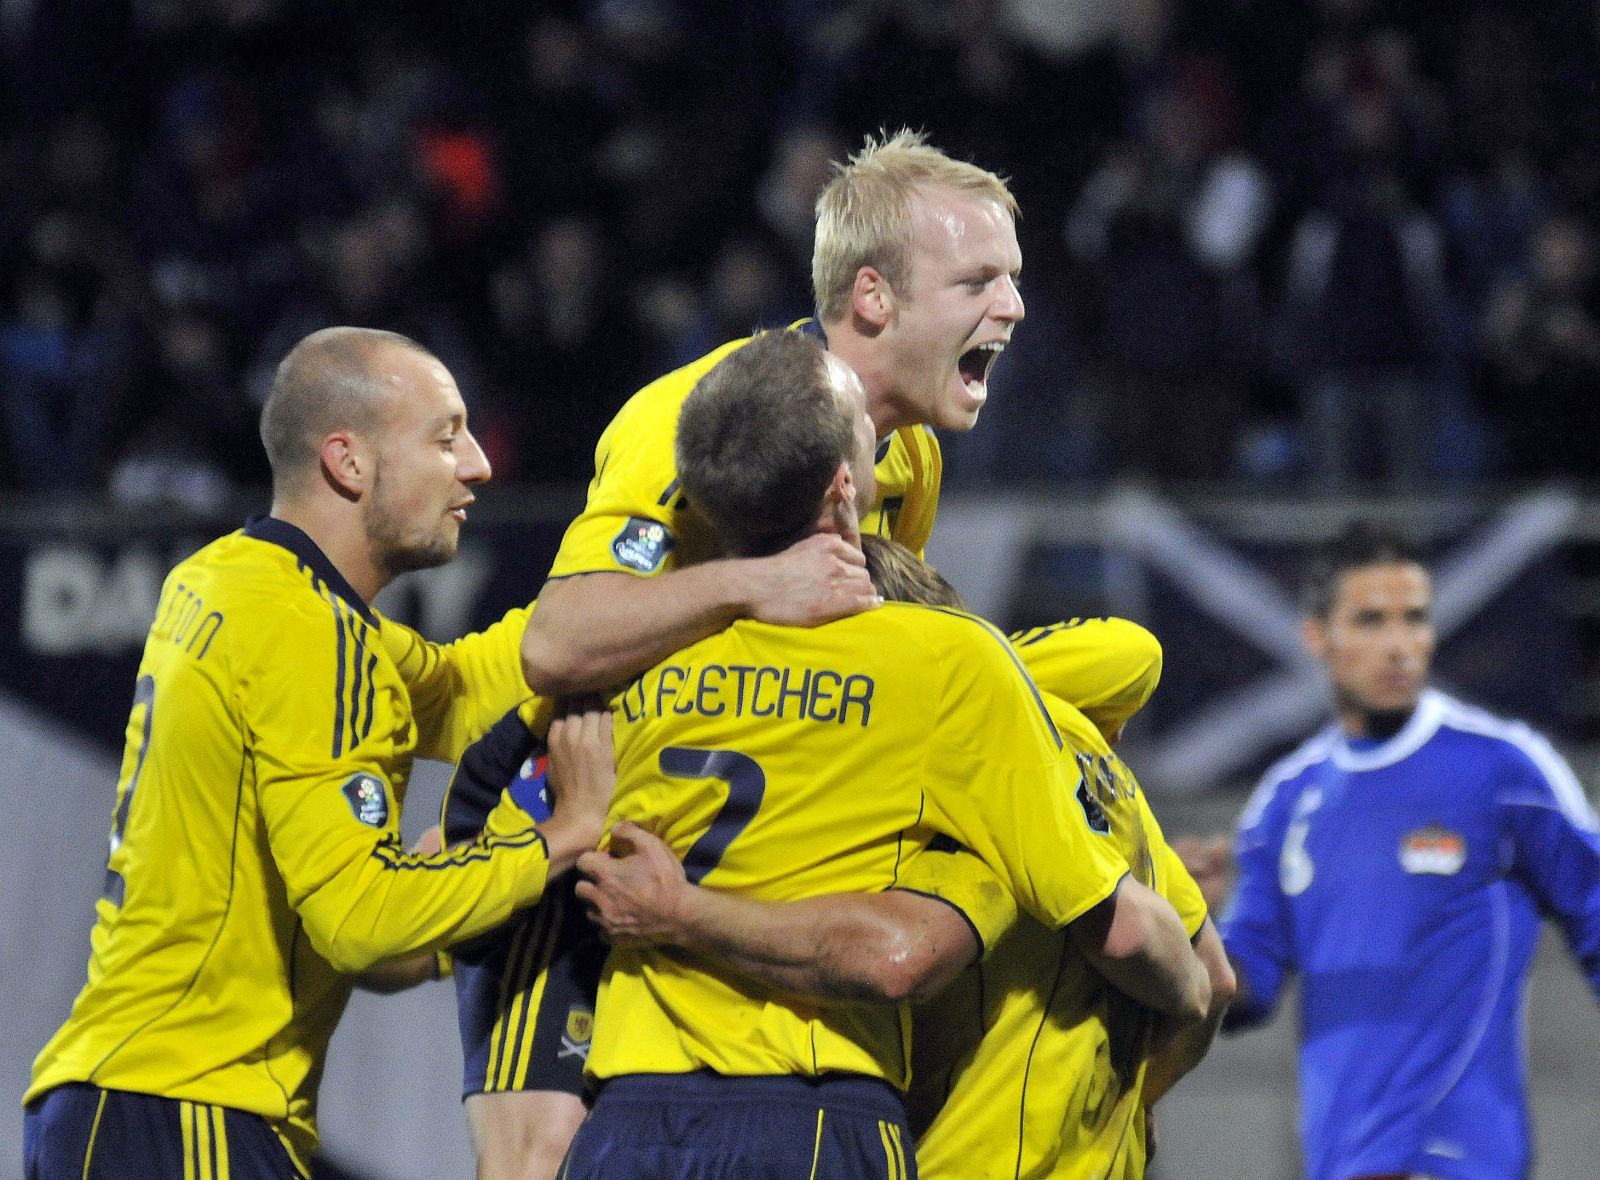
[1221,689,1600,1180]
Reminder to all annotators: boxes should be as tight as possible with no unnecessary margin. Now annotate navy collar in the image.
[794,317,828,348]
[244,514,377,627]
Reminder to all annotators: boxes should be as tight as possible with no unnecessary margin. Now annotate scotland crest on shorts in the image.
[341,773,390,827]
[560,1006,594,1061]
[611,516,674,574]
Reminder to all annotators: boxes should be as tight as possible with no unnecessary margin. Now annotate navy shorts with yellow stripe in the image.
[24,1083,305,1180]
[559,1072,916,1180]
[454,870,607,1098]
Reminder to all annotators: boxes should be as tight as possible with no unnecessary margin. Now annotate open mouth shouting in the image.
[957,340,1006,405]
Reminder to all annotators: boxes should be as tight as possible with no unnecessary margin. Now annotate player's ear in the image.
[816,462,857,539]
[1301,617,1328,661]
[851,266,893,330]
[320,430,367,500]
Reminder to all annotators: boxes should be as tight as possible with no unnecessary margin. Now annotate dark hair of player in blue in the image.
[1301,520,1426,619]
[675,330,857,559]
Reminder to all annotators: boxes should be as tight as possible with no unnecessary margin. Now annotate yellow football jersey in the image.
[907,645,1206,1180]
[28,517,555,1168]
[547,330,941,581]
[589,603,1129,1088]
[1009,618,1163,741]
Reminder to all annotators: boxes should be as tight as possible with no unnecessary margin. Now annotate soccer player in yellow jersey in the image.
[556,330,1210,1180]
[465,128,1026,1179]
[520,128,1024,697]
[578,538,1235,1180]
[22,328,615,1180]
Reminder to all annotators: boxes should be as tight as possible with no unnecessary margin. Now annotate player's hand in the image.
[1172,834,1234,913]
[409,824,443,856]
[543,701,615,846]
[575,820,693,946]
[743,533,881,627]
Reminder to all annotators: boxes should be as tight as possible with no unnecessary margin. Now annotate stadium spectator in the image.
[0,0,1597,493]
[1064,57,1271,481]
[1477,210,1600,480]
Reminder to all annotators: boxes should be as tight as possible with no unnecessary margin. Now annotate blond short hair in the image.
[861,535,967,610]
[259,326,433,496]
[812,129,1018,323]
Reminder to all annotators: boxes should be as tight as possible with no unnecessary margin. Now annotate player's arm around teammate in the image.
[580,823,1210,1024]
[578,536,1209,1025]
[524,536,880,697]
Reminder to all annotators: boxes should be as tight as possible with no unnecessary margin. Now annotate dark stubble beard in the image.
[1333,683,1417,741]
[365,464,457,578]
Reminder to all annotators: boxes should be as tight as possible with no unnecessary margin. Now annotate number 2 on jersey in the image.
[659,746,766,883]
[103,674,155,906]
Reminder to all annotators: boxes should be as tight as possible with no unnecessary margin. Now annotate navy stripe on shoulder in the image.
[1010,619,1088,648]
[928,606,1062,749]
[245,515,376,627]
[325,588,350,759]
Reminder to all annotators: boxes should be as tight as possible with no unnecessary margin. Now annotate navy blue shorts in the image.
[454,871,607,1098]
[24,1084,305,1180]
[559,1072,915,1180]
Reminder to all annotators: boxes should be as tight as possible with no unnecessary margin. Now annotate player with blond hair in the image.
[459,129,1028,1180]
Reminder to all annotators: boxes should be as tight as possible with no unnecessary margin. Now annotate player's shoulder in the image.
[1238,728,1340,832]
[202,521,377,646]
[1430,690,1587,800]
[873,600,1013,653]
[606,336,752,432]
[1430,690,1547,755]
[1011,616,1163,674]
[872,603,1052,702]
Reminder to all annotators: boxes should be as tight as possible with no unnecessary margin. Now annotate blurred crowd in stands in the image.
[1,0,1597,506]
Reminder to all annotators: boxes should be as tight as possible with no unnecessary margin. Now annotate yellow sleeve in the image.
[546,340,746,581]
[919,615,1129,930]
[1138,792,1208,938]
[378,605,534,763]
[249,614,556,973]
[895,846,1017,956]
[1011,618,1162,739]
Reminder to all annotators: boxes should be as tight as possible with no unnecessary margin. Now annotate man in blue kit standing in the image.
[1182,520,1600,1180]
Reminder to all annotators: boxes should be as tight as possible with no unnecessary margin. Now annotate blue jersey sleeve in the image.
[1497,737,1600,996]
[1221,779,1298,1029]
[441,707,547,845]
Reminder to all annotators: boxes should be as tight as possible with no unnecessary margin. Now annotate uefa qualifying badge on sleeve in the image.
[341,773,391,827]
[611,516,674,574]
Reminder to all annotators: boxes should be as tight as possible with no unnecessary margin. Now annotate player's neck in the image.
[1338,705,1415,742]
[269,498,387,604]
[824,321,910,435]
